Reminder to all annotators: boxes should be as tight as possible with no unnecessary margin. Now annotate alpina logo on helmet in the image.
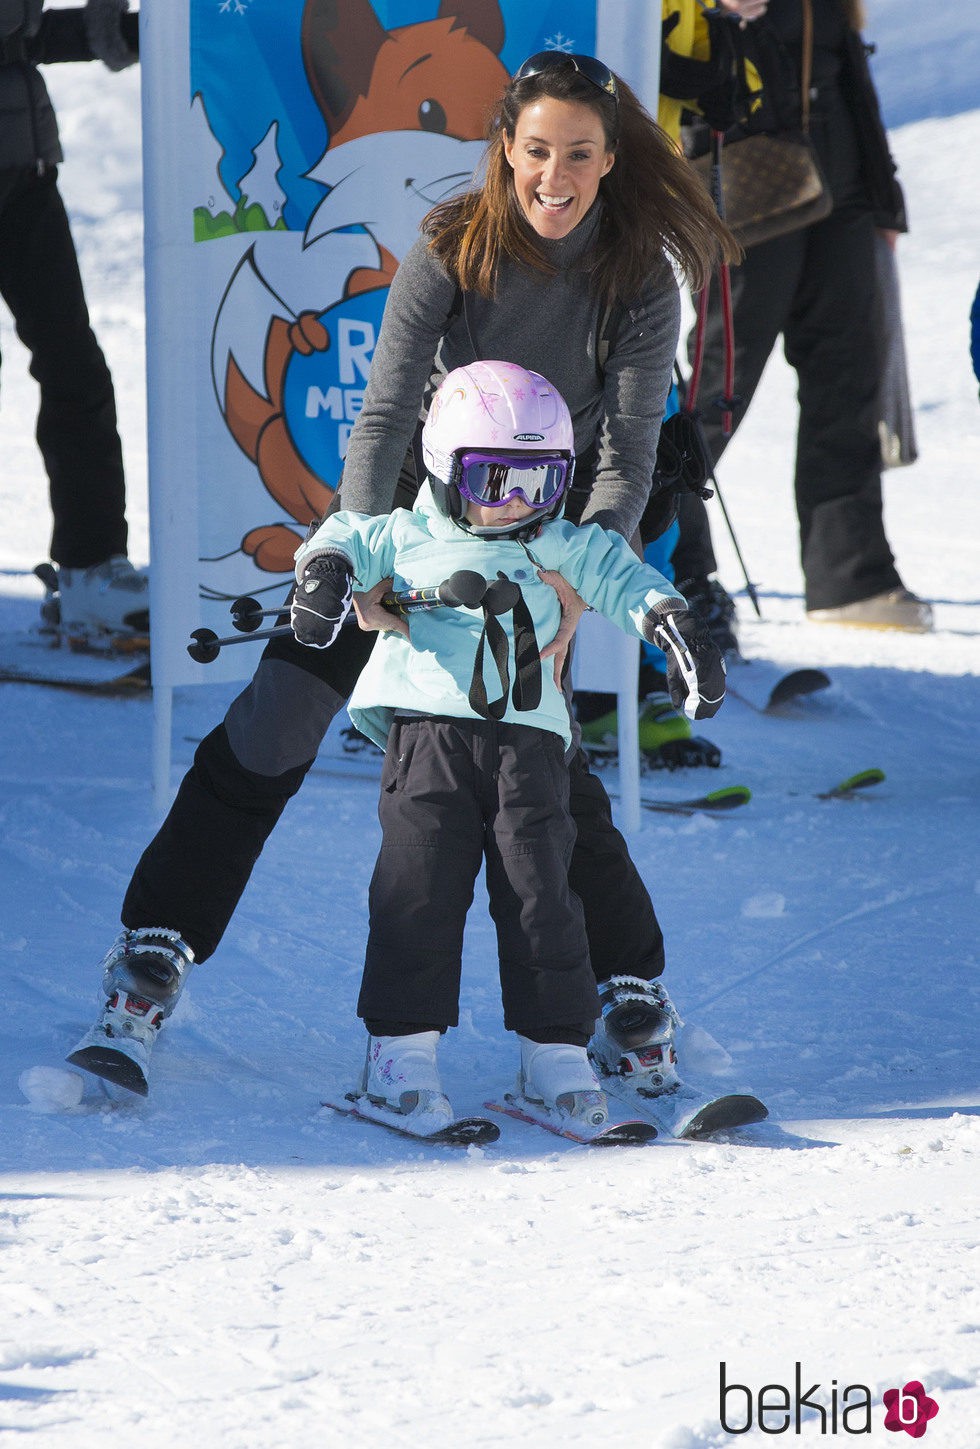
[513,433,544,442]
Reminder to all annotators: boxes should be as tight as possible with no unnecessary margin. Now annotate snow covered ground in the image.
[1,7,978,1446]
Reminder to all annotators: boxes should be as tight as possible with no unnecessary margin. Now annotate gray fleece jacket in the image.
[339,201,681,542]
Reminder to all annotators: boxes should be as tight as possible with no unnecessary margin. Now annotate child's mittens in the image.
[650,606,726,720]
[291,556,354,649]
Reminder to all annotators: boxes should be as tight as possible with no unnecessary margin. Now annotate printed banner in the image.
[141,0,660,687]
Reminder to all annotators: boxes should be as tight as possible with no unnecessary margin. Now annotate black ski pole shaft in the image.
[674,362,761,617]
[690,408,761,618]
[229,595,289,632]
[187,624,292,664]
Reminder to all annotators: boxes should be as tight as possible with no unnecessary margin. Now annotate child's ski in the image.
[484,1093,656,1146]
[322,1093,499,1146]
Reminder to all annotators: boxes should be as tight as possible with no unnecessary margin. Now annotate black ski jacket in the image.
[0,1,137,171]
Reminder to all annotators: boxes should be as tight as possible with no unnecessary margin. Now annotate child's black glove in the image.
[291,556,354,649]
[653,607,726,720]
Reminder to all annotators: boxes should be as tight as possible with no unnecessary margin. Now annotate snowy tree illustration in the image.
[190,92,238,241]
[236,122,288,233]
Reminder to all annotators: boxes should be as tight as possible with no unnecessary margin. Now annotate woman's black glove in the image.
[640,413,715,544]
[291,555,354,649]
[85,0,139,70]
[651,607,726,720]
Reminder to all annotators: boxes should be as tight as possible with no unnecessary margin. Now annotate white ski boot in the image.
[359,1031,455,1129]
[588,975,683,1096]
[516,1037,608,1129]
[56,555,149,640]
[67,928,194,1095]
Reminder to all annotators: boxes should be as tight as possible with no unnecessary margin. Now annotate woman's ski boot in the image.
[67,928,194,1095]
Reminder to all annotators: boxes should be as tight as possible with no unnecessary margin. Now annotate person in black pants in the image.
[675,0,931,634]
[0,0,145,636]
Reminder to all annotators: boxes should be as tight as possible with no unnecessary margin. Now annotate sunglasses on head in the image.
[455,451,572,511]
[513,51,619,103]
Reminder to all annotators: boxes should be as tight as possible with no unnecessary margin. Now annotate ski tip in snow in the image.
[817,768,885,799]
[675,1094,769,1140]
[598,1078,769,1141]
[766,667,831,709]
[723,654,831,712]
[66,1044,149,1096]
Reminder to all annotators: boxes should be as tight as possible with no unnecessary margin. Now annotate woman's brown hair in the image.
[423,61,740,304]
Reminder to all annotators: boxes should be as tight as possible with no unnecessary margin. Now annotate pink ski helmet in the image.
[420,361,575,540]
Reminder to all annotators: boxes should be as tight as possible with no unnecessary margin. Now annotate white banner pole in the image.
[141,0,195,809]
[596,0,662,113]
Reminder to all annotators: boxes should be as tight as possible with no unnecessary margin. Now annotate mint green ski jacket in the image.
[295,483,685,751]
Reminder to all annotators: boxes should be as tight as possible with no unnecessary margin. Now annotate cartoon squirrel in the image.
[221,0,507,574]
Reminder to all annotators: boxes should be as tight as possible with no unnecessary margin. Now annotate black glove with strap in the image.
[649,606,726,720]
[291,555,354,649]
[640,412,717,544]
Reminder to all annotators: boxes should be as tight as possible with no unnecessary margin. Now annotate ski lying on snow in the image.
[608,771,884,816]
[815,768,885,799]
[0,625,149,693]
[484,1093,657,1146]
[0,657,150,694]
[606,784,752,816]
[322,1093,500,1146]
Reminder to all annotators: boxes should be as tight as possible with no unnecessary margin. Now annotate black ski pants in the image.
[678,201,902,611]
[122,621,666,987]
[0,166,127,567]
[358,716,600,1045]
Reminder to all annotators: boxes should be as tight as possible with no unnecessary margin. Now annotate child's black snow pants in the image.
[358,715,600,1045]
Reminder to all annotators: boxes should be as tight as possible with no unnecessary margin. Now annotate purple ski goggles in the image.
[455,450,572,510]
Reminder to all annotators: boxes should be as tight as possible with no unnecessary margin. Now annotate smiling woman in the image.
[503,97,615,241]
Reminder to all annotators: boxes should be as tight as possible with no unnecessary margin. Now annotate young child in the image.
[291,361,724,1134]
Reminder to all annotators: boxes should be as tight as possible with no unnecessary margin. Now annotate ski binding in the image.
[323,1092,500,1146]
[484,1091,657,1146]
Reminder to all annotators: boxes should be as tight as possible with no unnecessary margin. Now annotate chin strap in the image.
[468,573,542,720]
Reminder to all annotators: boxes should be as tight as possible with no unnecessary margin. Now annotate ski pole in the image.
[675,361,762,617]
[190,570,492,663]
[188,624,291,663]
[679,126,761,616]
[228,569,489,634]
[382,569,488,613]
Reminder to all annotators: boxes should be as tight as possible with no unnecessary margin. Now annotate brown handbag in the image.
[689,0,833,248]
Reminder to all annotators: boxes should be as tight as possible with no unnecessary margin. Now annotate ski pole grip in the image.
[382,570,488,614]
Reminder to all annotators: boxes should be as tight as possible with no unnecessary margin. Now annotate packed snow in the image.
[0,5,978,1445]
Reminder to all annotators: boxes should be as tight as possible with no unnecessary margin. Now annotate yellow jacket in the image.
[658,0,713,143]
